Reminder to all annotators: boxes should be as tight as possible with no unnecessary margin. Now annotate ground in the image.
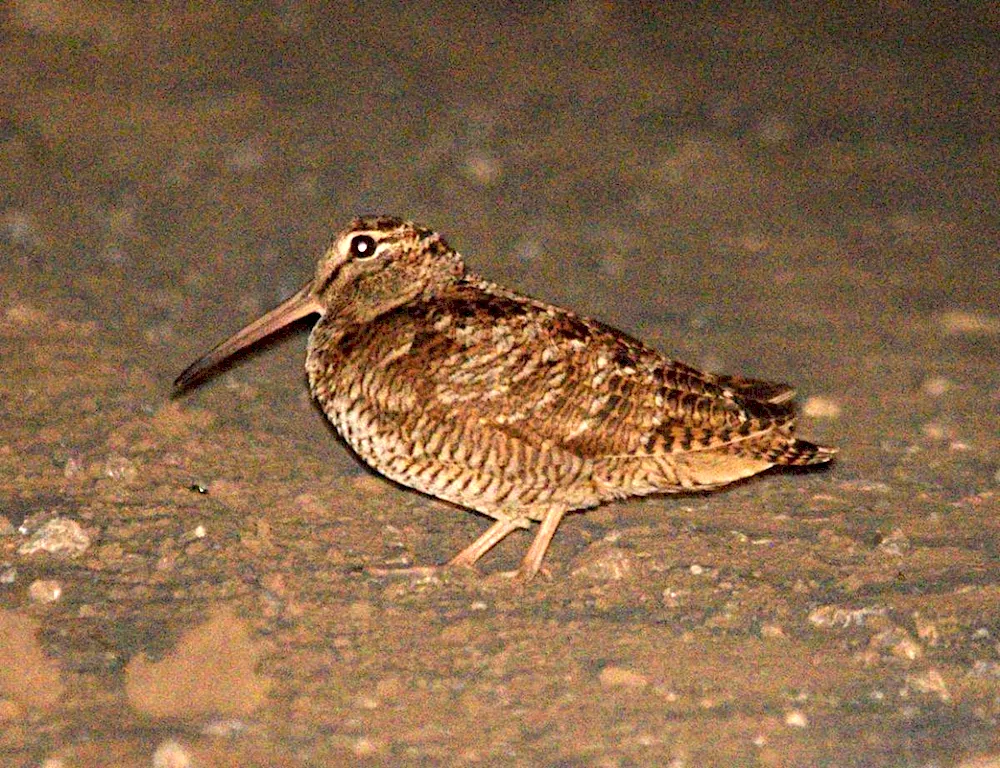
[2,3,999,766]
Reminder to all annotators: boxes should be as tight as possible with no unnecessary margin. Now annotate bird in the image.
[175,216,836,580]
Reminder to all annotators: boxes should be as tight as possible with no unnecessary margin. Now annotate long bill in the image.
[173,280,322,391]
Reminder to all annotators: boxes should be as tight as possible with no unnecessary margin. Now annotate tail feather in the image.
[766,437,837,466]
[715,374,797,405]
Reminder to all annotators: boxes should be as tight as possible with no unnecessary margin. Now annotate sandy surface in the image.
[2,3,999,766]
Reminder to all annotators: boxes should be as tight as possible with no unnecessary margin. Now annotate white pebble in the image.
[937,310,1000,335]
[28,579,62,603]
[784,710,809,727]
[921,376,952,396]
[152,739,192,768]
[802,395,842,419]
[18,518,91,557]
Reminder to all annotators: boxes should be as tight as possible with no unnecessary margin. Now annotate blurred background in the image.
[2,2,999,765]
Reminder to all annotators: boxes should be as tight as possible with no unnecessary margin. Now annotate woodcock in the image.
[175,216,836,580]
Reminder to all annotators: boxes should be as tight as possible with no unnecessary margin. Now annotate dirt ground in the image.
[2,3,999,766]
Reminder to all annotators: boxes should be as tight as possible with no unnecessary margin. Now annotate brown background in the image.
[2,2,999,765]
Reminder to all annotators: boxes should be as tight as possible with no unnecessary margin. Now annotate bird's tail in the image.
[765,437,837,466]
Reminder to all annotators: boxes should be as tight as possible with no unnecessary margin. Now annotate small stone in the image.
[921,376,953,396]
[869,628,923,660]
[181,524,207,542]
[599,665,649,689]
[921,422,952,441]
[913,614,940,646]
[0,567,16,584]
[906,668,950,702]
[689,564,705,575]
[355,694,379,710]
[802,395,842,419]
[28,580,62,603]
[808,605,886,629]
[784,710,809,728]
[152,739,192,768]
[937,311,1000,335]
[104,454,139,482]
[760,623,787,640]
[353,736,379,757]
[18,518,91,557]
[201,718,248,737]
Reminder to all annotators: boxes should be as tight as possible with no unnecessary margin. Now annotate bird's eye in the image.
[350,234,378,259]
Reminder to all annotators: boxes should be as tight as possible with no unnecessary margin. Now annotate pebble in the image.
[152,739,192,768]
[201,718,248,737]
[808,605,886,629]
[599,665,649,689]
[906,669,950,702]
[28,580,62,603]
[353,736,379,757]
[760,623,787,640]
[921,376,953,396]
[869,628,922,660]
[937,311,1000,335]
[784,710,809,727]
[801,395,842,419]
[104,454,139,482]
[18,518,91,557]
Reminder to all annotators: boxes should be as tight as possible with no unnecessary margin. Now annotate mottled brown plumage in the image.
[175,216,836,579]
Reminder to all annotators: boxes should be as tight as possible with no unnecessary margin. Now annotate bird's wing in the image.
[346,281,796,462]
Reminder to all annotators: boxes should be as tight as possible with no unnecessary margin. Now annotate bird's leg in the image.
[447,515,531,568]
[367,513,530,577]
[504,506,568,581]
